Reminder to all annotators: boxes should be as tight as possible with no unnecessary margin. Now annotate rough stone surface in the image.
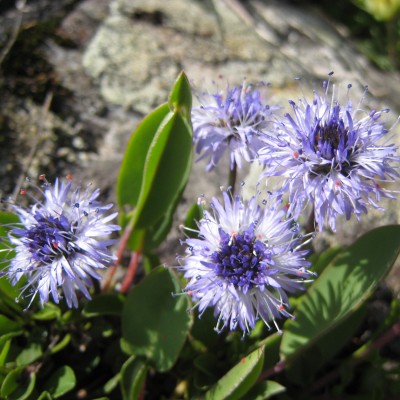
[1,0,399,290]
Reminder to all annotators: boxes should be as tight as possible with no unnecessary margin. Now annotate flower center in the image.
[16,212,75,263]
[210,224,271,292]
[314,120,349,160]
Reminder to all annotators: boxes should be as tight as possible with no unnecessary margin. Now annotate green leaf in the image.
[309,245,342,275]
[0,212,19,231]
[116,103,171,210]
[32,303,61,321]
[120,356,147,400]
[16,342,42,366]
[43,366,76,399]
[141,184,186,252]
[245,380,286,399]
[285,305,366,385]
[104,373,120,394]
[142,253,161,274]
[132,111,193,229]
[0,212,25,312]
[204,346,265,400]
[0,315,22,337]
[168,71,192,120]
[37,392,53,400]
[49,334,71,355]
[0,340,11,367]
[83,293,125,317]
[1,367,36,400]
[121,268,191,372]
[281,225,400,358]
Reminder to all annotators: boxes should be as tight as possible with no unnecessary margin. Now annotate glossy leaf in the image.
[1,367,36,400]
[285,305,366,385]
[0,211,19,230]
[120,356,147,400]
[33,303,61,321]
[104,373,120,394]
[141,184,186,252]
[0,315,22,337]
[83,293,125,317]
[49,334,71,355]
[309,245,342,275]
[0,340,11,367]
[121,268,191,372]
[16,342,42,366]
[0,212,25,313]
[43,366,76,398]
[281,225,400,358]
[204,346,265,400]
[132,111,193,229]
[245,380,286,399]
[168,71,192,120]
[37,392,53,400]
[116,103,171,210]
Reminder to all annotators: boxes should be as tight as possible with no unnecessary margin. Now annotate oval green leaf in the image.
[43,366,76,399]
[121,268,191,372]
[281,225,400,358]
[132,111,193,229]
[204,346,265,400]
[116,103,171,210]
[16,342,42,366]
[168,71,192,120]
[33,303,61,321]
[1,367,36,400]
[245,380,286,400]
[0,315,22,337]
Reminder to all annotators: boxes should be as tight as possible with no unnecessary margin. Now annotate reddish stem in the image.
[102,222,133,291]
[119,251,141,293]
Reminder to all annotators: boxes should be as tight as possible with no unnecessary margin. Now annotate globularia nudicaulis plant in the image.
[0,72,399,400]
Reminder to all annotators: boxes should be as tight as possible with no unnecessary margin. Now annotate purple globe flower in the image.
[2,176,120,308]
[258,80,400,231]
[179,191,313,335]
[192,81,277,171]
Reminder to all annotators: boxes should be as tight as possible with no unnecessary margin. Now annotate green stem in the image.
[120,251,141,293]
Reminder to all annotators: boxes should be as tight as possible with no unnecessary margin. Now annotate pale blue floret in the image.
[3,178,120,308]
[191,81,278,171]
[258,79,400,231]
[180,191,314,335]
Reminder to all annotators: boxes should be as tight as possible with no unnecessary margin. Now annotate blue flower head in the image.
[192,80,278,171]
[259,78,400,231]
[179,191,313,335]
[1,176,120,308]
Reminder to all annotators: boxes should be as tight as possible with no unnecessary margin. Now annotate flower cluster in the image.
[180,191,313,335]
[258,80,399,231]
[191,81,277,171]
[184,75,399,333]
[2,177,120,308]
